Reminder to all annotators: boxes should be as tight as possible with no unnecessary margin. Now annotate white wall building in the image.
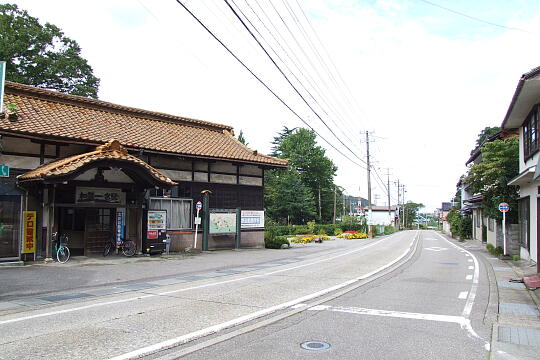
[502,66,540,271]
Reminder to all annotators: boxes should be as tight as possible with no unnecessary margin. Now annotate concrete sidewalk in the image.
[489,255,540,359]
[452,235,540,359]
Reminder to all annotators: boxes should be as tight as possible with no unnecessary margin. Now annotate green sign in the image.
[0,61,5,112]
[0,165,9,177]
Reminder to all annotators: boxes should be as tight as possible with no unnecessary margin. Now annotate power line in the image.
[173,0,367,170]
[279,0,364,136]
[236,0,363,152]
[293,0,367,124]
[416,0,536,35]
[222,0,367,165]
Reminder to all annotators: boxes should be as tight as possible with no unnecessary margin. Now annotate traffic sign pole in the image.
[502,211,507,256]
[498,202,509,256]
[193,201,202,250]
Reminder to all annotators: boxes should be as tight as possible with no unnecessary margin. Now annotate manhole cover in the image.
[300,341,331,351]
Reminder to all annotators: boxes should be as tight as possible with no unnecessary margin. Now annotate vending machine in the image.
[142,209,167,254]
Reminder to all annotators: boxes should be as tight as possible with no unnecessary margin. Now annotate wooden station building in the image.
[0,82,287,262]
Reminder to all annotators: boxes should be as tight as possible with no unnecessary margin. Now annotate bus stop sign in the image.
[498,202,509,212]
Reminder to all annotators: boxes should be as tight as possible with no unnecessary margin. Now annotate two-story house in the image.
[502,66,540,272]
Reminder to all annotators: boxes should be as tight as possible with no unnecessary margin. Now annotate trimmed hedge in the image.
[266,223,369,238]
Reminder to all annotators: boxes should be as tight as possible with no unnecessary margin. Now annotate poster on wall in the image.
[22,211,36,254]
[209,211,237,234]
[241,210,264,229]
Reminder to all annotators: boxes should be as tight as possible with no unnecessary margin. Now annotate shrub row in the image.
[265,234,290,249]
[266,223,369,238]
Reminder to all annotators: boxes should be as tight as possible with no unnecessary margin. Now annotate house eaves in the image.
[502,66,540,129]
[508,166,536,186]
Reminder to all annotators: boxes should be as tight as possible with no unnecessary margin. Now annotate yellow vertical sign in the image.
[23,211,36,254]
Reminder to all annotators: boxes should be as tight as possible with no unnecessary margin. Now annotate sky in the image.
[5,0,540,212]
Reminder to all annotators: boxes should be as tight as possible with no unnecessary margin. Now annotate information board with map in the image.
[209,211,237,234]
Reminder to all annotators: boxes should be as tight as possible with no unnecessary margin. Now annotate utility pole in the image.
[366,131,372,211]
[386,168,391,217]
[365,131,373,235]
[396,179,400,230]
[333,185,337,224]
[402,185,407,228]
[318,188,322,220]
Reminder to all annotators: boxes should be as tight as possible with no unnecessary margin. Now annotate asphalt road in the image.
[0,231,416,360]
[175,230,493,360]
[0,230,494,360]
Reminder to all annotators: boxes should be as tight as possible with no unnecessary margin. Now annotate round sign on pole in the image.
[196,201,202,211]
[498,202,509,212]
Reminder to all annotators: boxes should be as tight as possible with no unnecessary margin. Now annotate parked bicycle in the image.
[103,237,136,257]
[52,232,70,263]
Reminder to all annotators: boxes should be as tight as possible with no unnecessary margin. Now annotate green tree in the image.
[0,4,100,98]
[237,130,248,145]
[264,168,316,224]
[446,206,472,239]
[277,128,337,222]
[470,126,500,155]
[403,202,424,228]
[270,126,295,156]
[465,138,519,222]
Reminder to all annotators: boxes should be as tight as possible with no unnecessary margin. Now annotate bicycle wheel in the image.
[57,246,70,263]
[122,240,136,257]
[103,241,113,257]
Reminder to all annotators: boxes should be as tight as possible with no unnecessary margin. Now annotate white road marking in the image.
[468,259,473,262]
[465,254,471,257]
[434,232,480,319]
[105,233,419,360]
[0,236,394,326]
[306,304,483,342]
[308,305,465,324]
[458,291,469,299]
[466,275,473,280]
[424,247,448,252]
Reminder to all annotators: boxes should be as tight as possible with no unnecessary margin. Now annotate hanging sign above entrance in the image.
[76,187,125,205]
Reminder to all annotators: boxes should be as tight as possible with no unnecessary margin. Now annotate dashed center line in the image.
[468,266,474,270]
[458,291,469,299]
[466,275,473,280]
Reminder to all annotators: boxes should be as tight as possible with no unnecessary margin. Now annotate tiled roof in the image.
[2,82,288,168]
[18,139,177,186]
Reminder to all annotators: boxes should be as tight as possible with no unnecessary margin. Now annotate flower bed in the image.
[290,234,330,244]
[338,230,368,239]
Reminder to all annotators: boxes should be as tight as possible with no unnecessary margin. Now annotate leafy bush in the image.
[384,226,395,235]
[264,234,290,249]
[486,243,503,256]
[293,226,310,235]
[447,207,472,239]
[334,228,343,236]
[512,255,520,261]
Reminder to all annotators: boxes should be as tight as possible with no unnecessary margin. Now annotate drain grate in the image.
[300,341,331,351]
